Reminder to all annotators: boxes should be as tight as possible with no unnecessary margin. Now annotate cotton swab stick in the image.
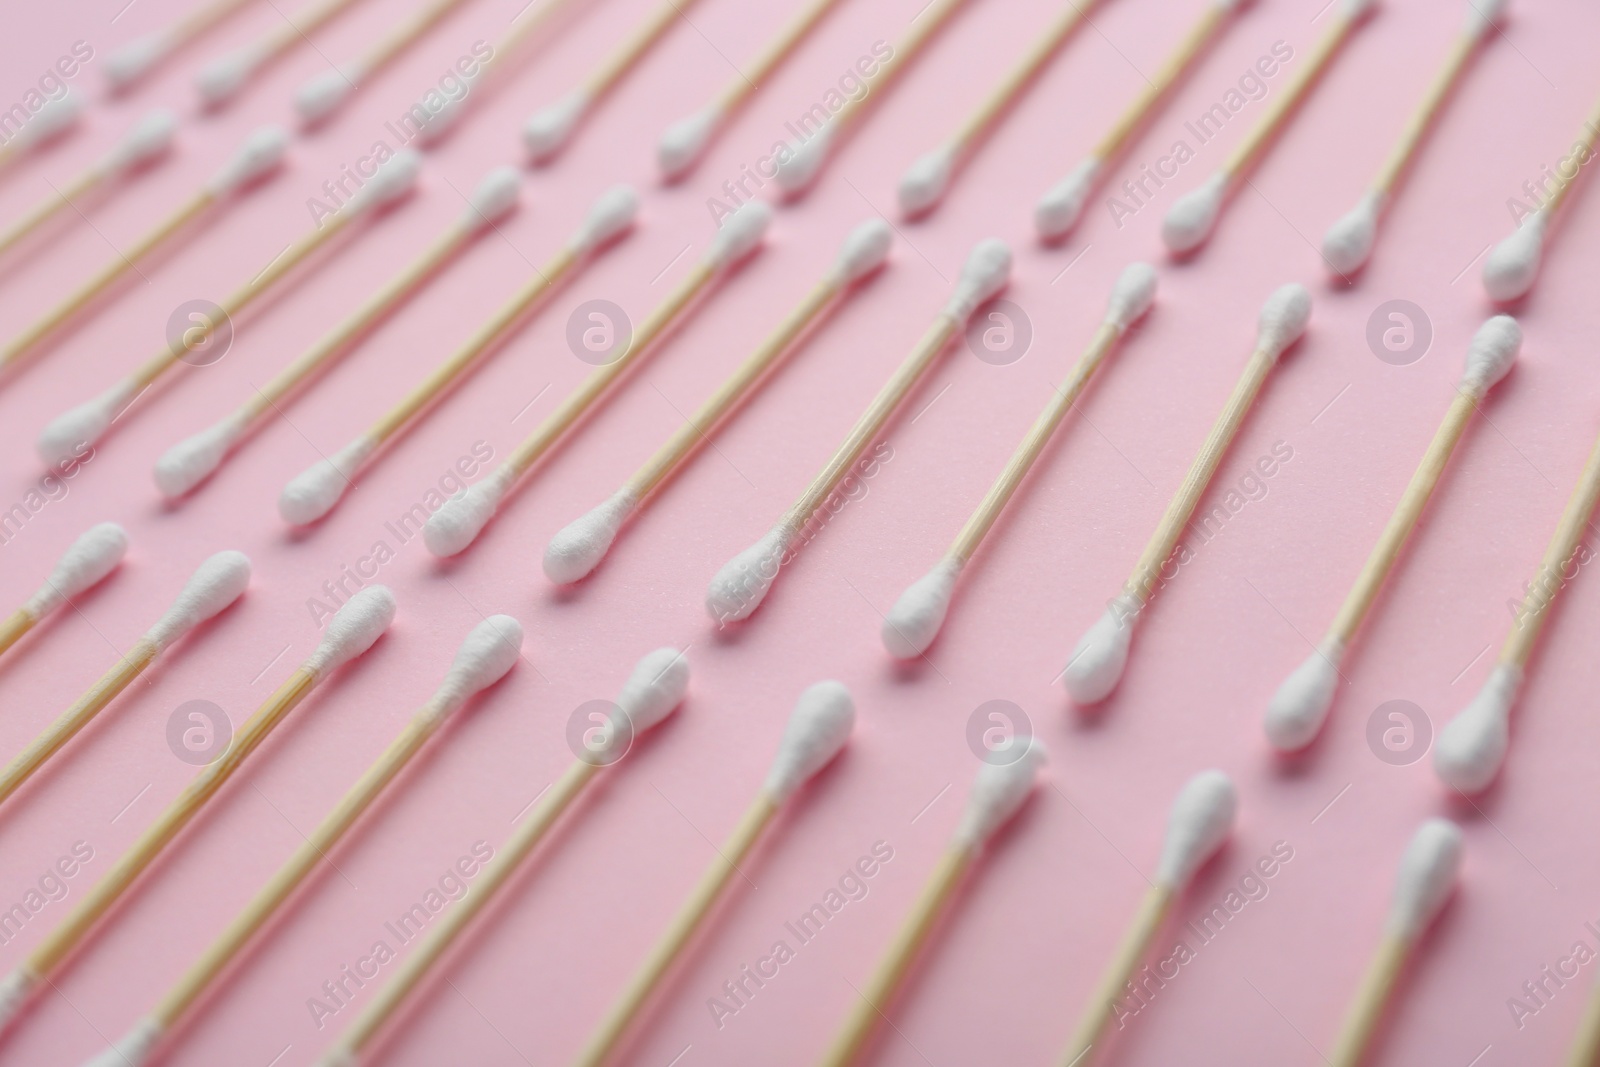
[35,150,421,468]
[153,166,523,499]
[705,238,1010,624]
[1433,419,1600,793]
[1058,770,1236,1067]
[522,0,704,164]
[0,93,84,175]
[0,111,177,263]
[195,0,371,108]
[104,0,261,91]
[775,0,973,197]
[279,183,637,526]
[1063,284,1311,704]
[294,0,476,125]
[1326,819,1462,1067]
[817,741,1045,1067]
[0,125,290,374]
[1566,954,1600,1065]
[1264,315,1521,752]
[1482,92,1600,302]
[544,218,892,584]
[573,680,854,1067]
[424,200,772,556]
[898,0,1104,218]
[79,615,522,1067]
[1035,0,1243,240]
[310,646,690,1067]
[882,263,1156,659]
[656,0,847,180]
[0,585,394,1036]
[1162,0,1377,255]
[0,551,250,809]
[1322,0,1505,275]
[0,523,127,662]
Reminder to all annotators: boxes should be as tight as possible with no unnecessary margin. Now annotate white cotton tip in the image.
[1459,314,1521,394]
[1035,159,1102,240]
[304,585,396,676]
[945,239,1013,322]
[80,1015,164,1067]
[1154,770,1238,888]
[431,615,523,714]
[153,416,245,498]
[763,681,855,801]
[206,125,290,196]
[614,647,691,735]
[544,490,638,584]
[1263,641,1344,751]
[882,556,963,659]
[1342,0,1380,18]
[775,125,835,196]
[1387,818,1464,940]
[708,201,772,268]
[1433,663,1522,794]
[415,95,466,147]
[898,146,955,218]
[100,110,179,177]
[1465,0,1509,34]
[1483,211,1545,301]
[23,522,129,618]
[0,969,36,1033]
[37,379,141,467]
[523,90,590,164]
[952,739,1046,850]
[295,67,357,125]
[1162,172,1227,254]
[344,150,422,216]
[1063,595,1140,704]
[658,106,721,180]
[706,526,793,623]
[1321,189,1385,275]
[829,218,894,285]
[1105,262,1159,330]
[105,33,173,90]
[15,93,83,151]
[424,474,508,557]
[278,436,376,525]
[571,184,640,253]
[462,166,522,230]
[195,47,260,107]
[1254,282,1314,359]
[310,1050,357,1067]
[144,550,251,651]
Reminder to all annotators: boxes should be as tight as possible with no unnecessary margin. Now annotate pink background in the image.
[1,0,1598,1063]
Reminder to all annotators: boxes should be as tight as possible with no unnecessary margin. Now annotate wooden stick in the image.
[323,757,602,1060]
[582,0,702,103]
[1327,934,1409,1067]
[22,667,319,980]
[1327,390,1476,645]
[1372,29,1480,197]
[711,0,845,116]
[573,794,779,1067]
[1090,3,1229,164]
[1126,346,1277,604]
[0,641,158,808]
[1058,885,1173,1067]
[1544,95,1600,219]
[952,322,1119,562]
[1566,973,1600,1067]
[0,609,34,660]
[352,0,470,79]
[829,0,968,140]
[817,845,974,1067]
[0,167,102,261]
[252,0,368,68]
[0,190,214,369]
[1502,425,1600,668]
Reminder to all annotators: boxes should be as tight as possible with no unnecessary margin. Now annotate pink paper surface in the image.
[1,0,1598,1064]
